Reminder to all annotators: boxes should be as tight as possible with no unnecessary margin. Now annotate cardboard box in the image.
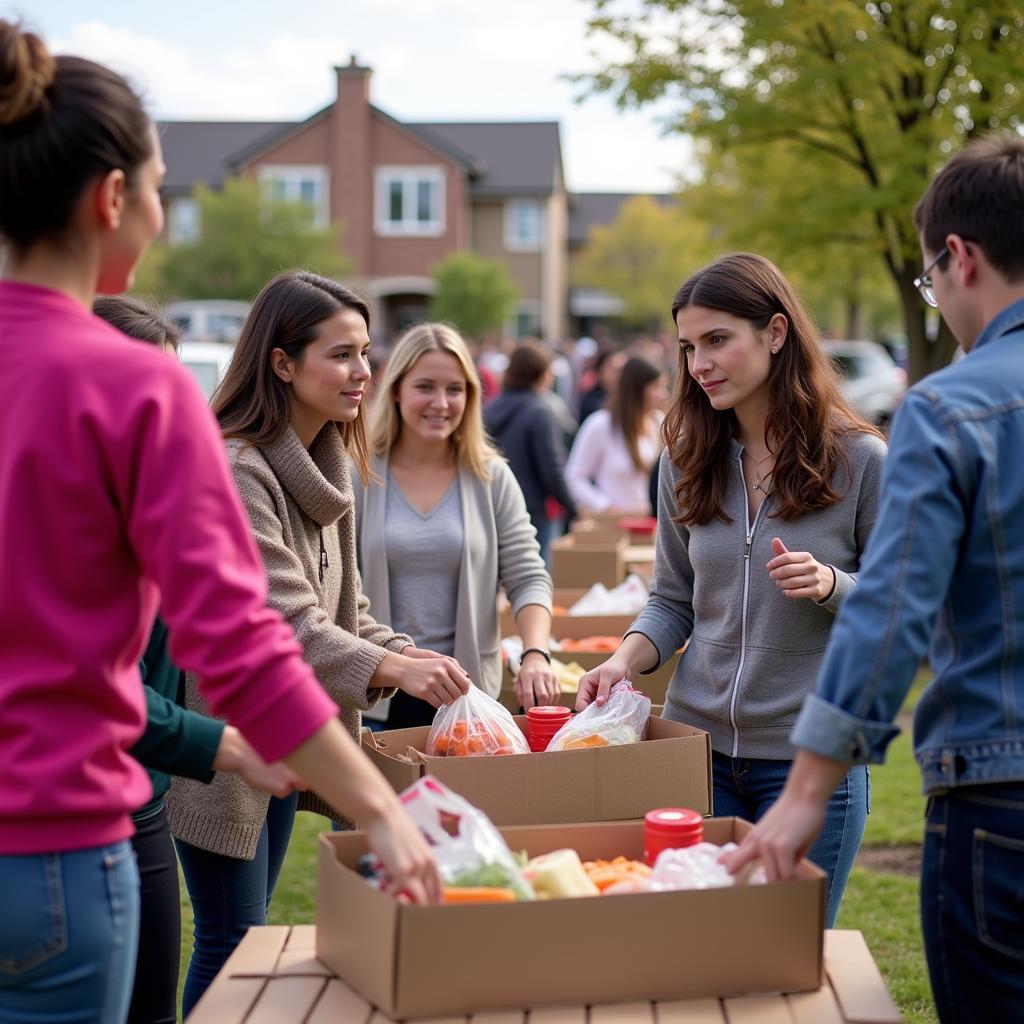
[361,710,710,824]
[550,533,627,588]
[499,587,638,639]
[315,817,826,1019]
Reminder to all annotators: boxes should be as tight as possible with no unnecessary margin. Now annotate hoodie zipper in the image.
[729,460,766,757]
[319,528,329,583]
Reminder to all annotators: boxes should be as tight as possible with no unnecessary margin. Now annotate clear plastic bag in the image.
[546,679,651,751]
[399,777,534,899]
[425,685,530,757]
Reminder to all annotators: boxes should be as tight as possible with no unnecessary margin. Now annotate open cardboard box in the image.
[361,709,710,825]
[499,587,639,639]
[550,533,627,588]
[316,817,826,1019]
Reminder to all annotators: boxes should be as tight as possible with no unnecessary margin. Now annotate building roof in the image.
[568,191,675,246]
[156,121,293,194]
[408,121,562,196]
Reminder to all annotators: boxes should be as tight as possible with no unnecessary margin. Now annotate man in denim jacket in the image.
[727,133,1024,1021]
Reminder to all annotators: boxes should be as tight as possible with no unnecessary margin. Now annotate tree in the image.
[578,0,1024,381]
[428,251,518,339]
[574,195,714,330]
[139,177,350,301]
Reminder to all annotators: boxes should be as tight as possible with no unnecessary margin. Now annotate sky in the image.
[21,0,693,193]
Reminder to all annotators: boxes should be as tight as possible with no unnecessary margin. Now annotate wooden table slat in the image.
[274,950,332,976]
[721,994,795,1024]
[824,931,902,1024]
[246,977,325,1024]
[284,924,317,952]
[528,1009,588,1024]
[305,978,376,1024]
[466,1012,528,1023]
[654,998,727,1023]
[187,978,266,1024]
[786,985,845,1024]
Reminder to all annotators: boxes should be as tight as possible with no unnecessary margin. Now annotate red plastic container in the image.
[618,515,658,538]
[643,807,704,866]
[527,705,571,752]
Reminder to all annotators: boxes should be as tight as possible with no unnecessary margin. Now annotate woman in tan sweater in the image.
[167,272,469,1014]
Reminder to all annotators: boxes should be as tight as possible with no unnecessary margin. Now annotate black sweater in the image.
[485,389,578,525]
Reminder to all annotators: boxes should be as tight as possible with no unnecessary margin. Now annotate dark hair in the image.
[610,355,663,472]
[212,271,372,481]
[503,340,552,390]
[0,20,152,251]
[93,295,180,351]
[914,132,1024,282]
[666,253,881,525]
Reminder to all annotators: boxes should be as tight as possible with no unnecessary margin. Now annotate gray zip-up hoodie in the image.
[630,433,886,759]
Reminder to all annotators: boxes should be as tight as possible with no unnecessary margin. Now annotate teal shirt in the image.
[129,617,224,821]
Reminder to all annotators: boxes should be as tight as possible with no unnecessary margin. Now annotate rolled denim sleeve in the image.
[791,389,967,763]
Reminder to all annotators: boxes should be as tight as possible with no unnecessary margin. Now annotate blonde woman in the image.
[357,323,558,728]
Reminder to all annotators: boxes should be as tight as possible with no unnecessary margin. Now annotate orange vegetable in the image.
[564,734,610,750]
[582,857,652,892]
[443,886,518,904]
[558,636,621,653]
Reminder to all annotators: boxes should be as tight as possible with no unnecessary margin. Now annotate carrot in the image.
[443,886,518,904]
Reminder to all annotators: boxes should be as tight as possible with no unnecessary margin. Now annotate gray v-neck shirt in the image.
[385,474,463,657]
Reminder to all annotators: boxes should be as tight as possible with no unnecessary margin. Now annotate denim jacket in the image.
[792,298,1024,794]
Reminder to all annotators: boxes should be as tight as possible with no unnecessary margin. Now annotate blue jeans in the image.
[922,781,1024,1023]
[175,792,298,1018]
[0,840,140,1024]
[712,752,869,927]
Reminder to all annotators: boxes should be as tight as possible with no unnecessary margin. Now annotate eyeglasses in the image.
[913,247,949,308]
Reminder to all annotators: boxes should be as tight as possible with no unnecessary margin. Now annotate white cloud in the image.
[50,15,690,191]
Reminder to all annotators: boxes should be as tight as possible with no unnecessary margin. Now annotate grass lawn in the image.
[176,671,938,1021]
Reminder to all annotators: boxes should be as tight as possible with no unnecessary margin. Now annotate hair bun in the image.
[0,21,55,126]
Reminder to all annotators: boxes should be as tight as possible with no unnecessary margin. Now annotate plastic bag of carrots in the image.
[400,777,535,902]
[426,685,530,757]
[546,679,651,751]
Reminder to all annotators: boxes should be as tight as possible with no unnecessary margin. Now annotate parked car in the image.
[178,341,234,401]
[164,299,249,345]
[823,340,906,428]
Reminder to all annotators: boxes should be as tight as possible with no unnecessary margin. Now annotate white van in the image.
[164,300,249,345]
[178,341,234,401]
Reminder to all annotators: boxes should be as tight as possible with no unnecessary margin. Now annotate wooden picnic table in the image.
[187,924,903,1023]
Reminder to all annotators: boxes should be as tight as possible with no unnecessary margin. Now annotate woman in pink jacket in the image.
[0,22,439,1024]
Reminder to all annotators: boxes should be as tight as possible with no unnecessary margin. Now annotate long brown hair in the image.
[93,295,180,351]
[665,253,881,525]
[610,354,663,472]
[213,271,372,482]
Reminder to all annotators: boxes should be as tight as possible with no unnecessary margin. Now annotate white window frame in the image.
[374,165,446,237]
[257,165,330,228]
[504,198,544,252]
[167,196,201,245]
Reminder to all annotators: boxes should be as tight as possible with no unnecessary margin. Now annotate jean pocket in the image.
[0,853,68,975]
[973,828,1024,960]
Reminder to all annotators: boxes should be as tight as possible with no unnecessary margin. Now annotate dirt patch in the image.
[856,845,922,877]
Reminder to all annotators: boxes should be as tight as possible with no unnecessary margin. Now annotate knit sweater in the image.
[167,425,410,858]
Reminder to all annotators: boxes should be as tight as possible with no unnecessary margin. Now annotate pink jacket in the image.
[0,282,336,854]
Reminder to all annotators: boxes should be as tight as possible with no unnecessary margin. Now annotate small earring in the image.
[771,347,778,354]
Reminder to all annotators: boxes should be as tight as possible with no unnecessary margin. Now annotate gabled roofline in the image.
[371,106,485,175]
[225,105,330,170]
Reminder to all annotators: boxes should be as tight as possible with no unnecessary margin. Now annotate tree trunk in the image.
[894,267,958,384]
[845,297,863,340]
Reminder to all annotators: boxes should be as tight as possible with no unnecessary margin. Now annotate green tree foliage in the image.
[578,0,1024,381]
[574,195,714,330]
[140,177,350,302]
[428,251,519,339]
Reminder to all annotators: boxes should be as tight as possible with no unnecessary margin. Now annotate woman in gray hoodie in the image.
[578,253,886,927]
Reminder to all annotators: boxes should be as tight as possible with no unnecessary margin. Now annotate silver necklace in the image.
[744,449,774,494]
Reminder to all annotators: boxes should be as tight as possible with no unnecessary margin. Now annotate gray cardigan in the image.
[353,453,552,701]
[631,433,886,760]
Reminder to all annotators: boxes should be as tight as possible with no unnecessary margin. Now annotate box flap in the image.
[315,833,400,1017]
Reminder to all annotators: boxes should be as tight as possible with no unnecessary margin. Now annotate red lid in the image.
[644,808,704,836]
[618,515,657,536]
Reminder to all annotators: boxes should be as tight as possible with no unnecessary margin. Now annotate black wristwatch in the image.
[521,647,552,664]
